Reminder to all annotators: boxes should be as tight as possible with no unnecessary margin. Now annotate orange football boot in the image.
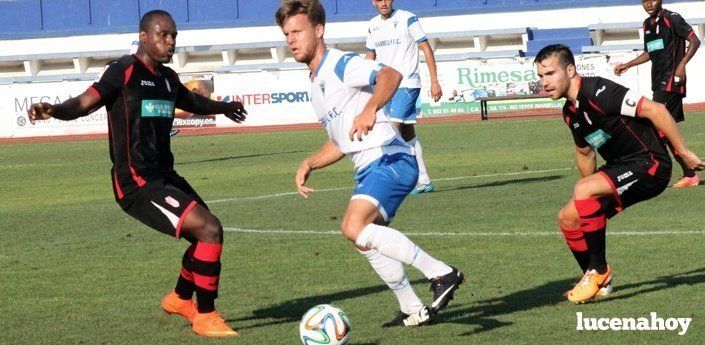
[567,265,612,304]
[161,291,197,324]
[192,311,239,337]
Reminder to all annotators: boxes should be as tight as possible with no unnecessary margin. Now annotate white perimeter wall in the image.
[1,2,704,138]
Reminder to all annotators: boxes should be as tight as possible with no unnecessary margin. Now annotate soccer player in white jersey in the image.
[276,0,464,327]
[365,0,442,195]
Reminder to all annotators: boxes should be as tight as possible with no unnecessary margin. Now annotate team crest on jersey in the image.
[165,196,180,208]
[319,81,326,96]
[393,20,398,28]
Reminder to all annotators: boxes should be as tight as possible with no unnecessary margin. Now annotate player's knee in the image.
[557,208,577,228]
[340,218,365,242]
[199,216,223,244]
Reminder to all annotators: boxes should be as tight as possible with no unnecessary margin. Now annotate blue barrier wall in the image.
[0,0,699,40]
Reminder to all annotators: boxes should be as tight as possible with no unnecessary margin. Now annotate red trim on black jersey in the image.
[588,99,606,115]
[87,86,101,100]
[107,110,124,199]
[619,117,659,176]
[113,170,124,199]
[687,30,695,40]
[132,54,156,75]
[636,97,645,116]
[122,89,147,187]
[124,65,134,86]
[175,201,198,238]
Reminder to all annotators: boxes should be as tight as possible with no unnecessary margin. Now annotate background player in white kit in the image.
[365,0,442,194]
[276,0,464,327]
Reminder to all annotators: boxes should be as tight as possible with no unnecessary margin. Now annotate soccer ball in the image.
[299,304,351,345]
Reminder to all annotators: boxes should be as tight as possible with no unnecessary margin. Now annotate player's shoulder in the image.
[368,14,382,25]
[663,8,679,18]
[104,54,136,71]
[161,65,180,79]
[394,9,416,19]
[580,76,621,96]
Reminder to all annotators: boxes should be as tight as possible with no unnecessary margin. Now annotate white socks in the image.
[355,223,452,279]
[358,248,424,314]
[408,137,430,185]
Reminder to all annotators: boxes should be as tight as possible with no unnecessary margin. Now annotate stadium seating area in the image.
[1,0,701,40]
[0,0,702,82]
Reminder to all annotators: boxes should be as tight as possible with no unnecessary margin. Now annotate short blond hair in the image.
[275,0,326,28]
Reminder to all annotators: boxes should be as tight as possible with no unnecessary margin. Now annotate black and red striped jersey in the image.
[562,77,671,179]
[643,8,695,95]
[89,54,190,200]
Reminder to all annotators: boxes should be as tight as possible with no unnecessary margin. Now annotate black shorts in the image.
[118,174,207,238]
[653,90,684,123]
[598,160,670,219]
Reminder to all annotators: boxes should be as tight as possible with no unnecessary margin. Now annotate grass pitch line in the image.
[208,167,575,204]
[223,227,705,237]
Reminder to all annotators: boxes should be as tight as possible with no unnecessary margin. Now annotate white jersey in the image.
[366,9,426,89]
[310,48,411,172]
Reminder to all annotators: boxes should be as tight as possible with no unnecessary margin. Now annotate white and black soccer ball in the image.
[299,304,351,345]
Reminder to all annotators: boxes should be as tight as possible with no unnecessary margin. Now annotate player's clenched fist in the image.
[27,103,55,125]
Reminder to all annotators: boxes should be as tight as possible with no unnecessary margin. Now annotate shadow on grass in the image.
[432,175,564,193]
[228,278,428,330]
[438,267,705,336]
[176,150,304,165]
[233,266,705,335]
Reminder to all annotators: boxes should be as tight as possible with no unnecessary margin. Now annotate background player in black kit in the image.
[535,44,704,304]
[614,0,701,188]
[27,10,246,337]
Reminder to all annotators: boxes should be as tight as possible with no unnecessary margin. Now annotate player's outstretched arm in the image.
[419,40,442,102]
[614,52,650,76]
[295,139,345,198]
[638,98,705,171]
[27,89,102,125]
[178,91,247,123]
[349,66,402,141]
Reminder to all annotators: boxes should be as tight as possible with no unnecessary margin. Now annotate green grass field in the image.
[2,114,705,344]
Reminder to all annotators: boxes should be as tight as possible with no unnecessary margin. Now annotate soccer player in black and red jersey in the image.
[614,0,701,188]
[27,10,246,337]
[535,44,704,304]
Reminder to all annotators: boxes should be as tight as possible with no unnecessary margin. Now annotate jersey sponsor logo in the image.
[141,99,175,118]
[595,85,606,97]
[646,39,665,52]
[584,129,611,149]
[165,196,180,208]
[140,80,155,87]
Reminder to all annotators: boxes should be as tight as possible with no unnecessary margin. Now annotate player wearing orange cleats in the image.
[567,265,612,303]
[192,312,240,337]
[534,44,705,304]
[161,291,197,324]
[27,10,245,337]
